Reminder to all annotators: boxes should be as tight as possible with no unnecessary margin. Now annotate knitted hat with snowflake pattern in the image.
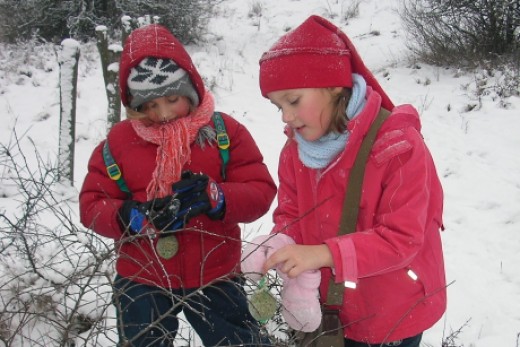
[259,15,394,111]
[127,57,199,108]
[119,24,205,108]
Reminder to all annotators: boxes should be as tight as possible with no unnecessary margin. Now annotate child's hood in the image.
[259,15,394,112]
[383,103,422,132]
[119,24,205,107]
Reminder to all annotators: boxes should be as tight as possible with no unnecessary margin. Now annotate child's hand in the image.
[263,244,333,278]
[119,200,148,234]
[241,233,295,281]
[172,170,225,221]
[142,196,183,231]
[119,197,183,233]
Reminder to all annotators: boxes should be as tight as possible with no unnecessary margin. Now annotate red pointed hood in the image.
[259,15,394,110]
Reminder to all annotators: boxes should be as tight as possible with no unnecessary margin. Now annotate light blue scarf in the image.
[295,74,367,169]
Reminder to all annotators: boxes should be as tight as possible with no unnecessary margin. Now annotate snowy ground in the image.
[1,0,519,346]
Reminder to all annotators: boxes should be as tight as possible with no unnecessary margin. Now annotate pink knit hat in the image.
[259,15,394,110]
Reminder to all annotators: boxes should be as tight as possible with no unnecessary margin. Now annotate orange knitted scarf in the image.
[131,91,215,199]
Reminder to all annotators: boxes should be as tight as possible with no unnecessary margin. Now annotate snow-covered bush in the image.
[0,136,117,347]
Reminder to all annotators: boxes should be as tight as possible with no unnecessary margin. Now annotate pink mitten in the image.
[278,269,322,332]
[241,233,295,281]
[241,235,270,281]
[242,233,322,332]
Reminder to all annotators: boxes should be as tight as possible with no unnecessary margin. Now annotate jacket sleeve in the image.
[271,143,304,243]
[218,119,277,225]
[79,140,129,239]
[326,126,439,283]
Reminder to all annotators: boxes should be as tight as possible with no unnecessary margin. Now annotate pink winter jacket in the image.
[272,89,446,343]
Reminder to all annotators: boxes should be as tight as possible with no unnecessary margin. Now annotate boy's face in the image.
[267,87,340,141]
[139,95,192,125]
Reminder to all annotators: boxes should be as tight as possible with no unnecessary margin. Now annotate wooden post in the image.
[58,39,80,184]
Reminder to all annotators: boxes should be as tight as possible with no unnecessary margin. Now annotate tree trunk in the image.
[95,26,121,131]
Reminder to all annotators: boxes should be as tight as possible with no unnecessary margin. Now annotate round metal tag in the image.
[156,235,179,260]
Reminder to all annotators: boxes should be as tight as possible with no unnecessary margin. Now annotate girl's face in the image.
[267,87,341,141]
[139,95,192,125]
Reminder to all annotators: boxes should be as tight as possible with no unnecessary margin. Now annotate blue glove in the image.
[119,197,183,234]
[172,171,225,223]
[119,200,147,234]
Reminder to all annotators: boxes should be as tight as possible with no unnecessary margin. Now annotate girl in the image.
[245,15,446,347]
[79,24,276,346]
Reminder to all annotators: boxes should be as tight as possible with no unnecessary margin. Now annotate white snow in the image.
[0,0,519,346]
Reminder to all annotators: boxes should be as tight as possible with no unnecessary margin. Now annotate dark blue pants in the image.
[345,333,422,347]
[113,275,271,346]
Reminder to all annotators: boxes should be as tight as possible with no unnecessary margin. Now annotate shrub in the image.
[400,0,520,68]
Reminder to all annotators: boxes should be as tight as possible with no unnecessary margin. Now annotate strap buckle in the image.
[106,163,122,181]
[216,133,230,150]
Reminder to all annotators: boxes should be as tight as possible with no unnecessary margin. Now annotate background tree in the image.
[95,25,122,130]
[115,0,216,44]
[0,0,216,44]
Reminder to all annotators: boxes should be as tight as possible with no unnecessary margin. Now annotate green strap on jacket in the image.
[103,140,131,196]
[325,107,391,307]
[102,112,230,194]
[212,112,230,179]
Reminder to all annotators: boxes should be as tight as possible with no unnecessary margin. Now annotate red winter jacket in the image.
[272,89,446,343]
[79,114,276,288]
